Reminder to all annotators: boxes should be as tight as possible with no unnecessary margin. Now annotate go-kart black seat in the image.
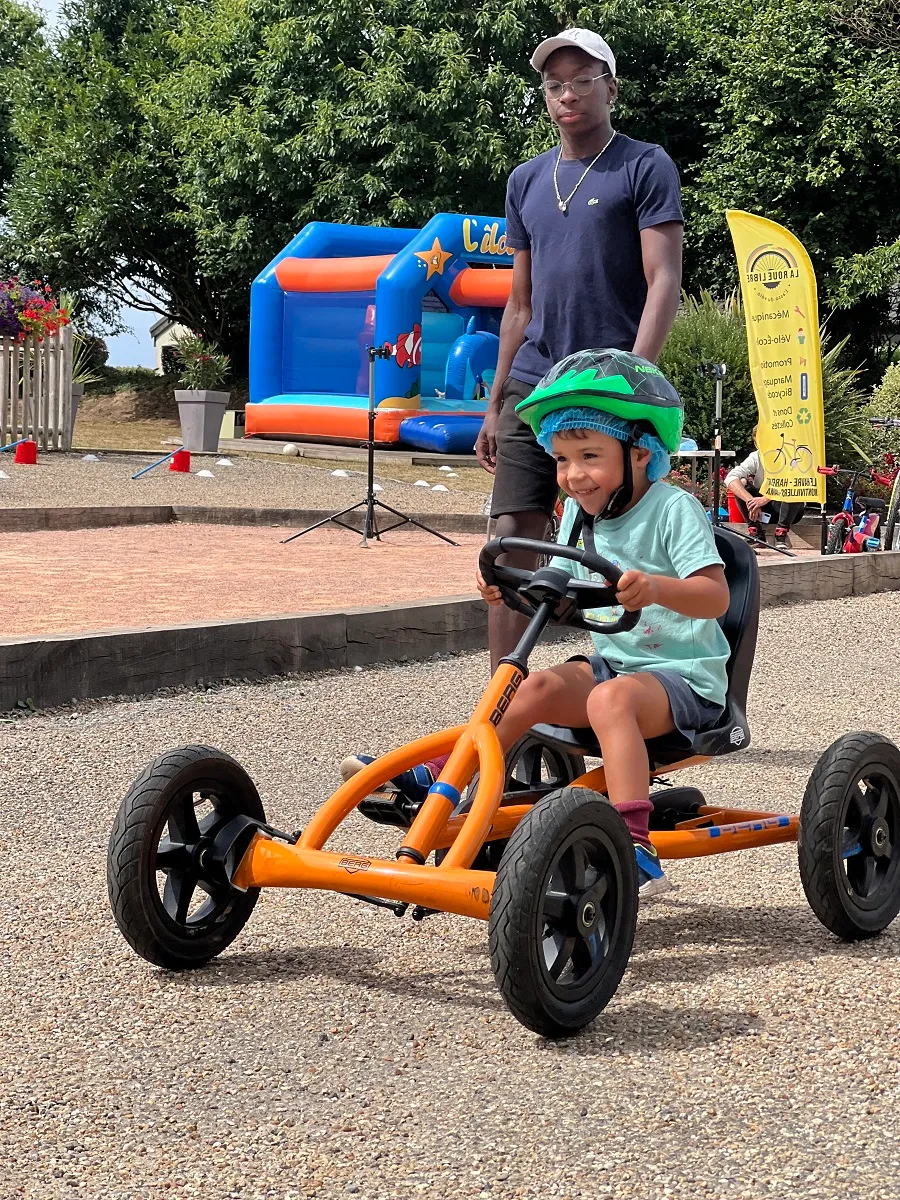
[531,528,760,768]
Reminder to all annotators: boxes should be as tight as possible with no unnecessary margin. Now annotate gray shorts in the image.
[570,654,725,746]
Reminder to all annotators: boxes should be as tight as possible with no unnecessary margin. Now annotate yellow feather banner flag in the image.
[726,210,826,504]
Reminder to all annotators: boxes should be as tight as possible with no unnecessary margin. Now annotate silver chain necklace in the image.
[553,130,617,213]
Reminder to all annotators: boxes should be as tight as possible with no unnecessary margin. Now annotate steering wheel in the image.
[479,537,641,635]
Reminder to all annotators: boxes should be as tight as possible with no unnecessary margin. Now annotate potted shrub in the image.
[172,334,231,452]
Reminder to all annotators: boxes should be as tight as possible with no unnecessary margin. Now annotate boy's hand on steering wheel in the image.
[616,570,660,612]
[476,570,504,606]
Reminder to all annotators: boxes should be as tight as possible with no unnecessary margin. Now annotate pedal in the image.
[357,791,423,829]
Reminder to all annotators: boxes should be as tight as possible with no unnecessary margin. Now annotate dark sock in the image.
[615,799,653,850]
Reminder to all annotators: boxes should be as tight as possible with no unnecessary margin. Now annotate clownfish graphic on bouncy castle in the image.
[384,323,422,369]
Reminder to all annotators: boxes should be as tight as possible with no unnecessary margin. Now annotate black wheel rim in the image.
[460,741,580,814]
[506,741,579,799]
[537,828,622,1002]
[840,764,900,909]
[150,780,244,934]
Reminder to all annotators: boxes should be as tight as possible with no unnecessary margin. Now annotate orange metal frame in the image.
[233,664,798,920]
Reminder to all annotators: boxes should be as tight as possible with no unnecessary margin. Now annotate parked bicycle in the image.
[869,417,900,551]
[818,457,897,555]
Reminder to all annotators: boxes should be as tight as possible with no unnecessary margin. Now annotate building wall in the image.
[153,323,190,375]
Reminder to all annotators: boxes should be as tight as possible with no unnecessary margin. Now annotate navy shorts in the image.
[569,654,725,746]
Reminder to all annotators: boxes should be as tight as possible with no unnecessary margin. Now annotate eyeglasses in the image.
[540,73,608,100]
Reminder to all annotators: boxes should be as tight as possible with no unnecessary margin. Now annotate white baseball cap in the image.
[530,28,616,77]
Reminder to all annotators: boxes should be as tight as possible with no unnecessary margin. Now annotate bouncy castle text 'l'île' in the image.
[247,213,514,453]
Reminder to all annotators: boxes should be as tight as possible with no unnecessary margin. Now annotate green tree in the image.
[667,0,900,366]
[2,1,213,338]
[6,0,900,373]
[2,0,694,365]
[0,0,43,210]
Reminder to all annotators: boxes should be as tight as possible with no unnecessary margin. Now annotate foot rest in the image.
[357,792,422,829]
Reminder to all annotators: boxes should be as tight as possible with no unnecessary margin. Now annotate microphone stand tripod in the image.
[282,345,458,548]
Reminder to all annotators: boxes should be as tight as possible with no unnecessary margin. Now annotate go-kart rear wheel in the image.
[489,786,637,1038]
[799,732,900,939]
[107,745,266,970]
[435,734,585,871]
[504,734,586,799]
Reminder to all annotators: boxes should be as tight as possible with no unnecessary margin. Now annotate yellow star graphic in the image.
[414,237,453,279]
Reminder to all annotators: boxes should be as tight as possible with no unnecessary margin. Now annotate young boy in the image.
[344,349,731,897]
[478,349,731,894]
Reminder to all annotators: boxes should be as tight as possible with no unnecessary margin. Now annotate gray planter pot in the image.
[175,389,230,452]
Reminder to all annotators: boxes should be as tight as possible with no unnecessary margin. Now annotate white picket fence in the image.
[0,327,74,451]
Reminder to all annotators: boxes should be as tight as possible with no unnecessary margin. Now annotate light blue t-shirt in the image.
[550,483,730,707]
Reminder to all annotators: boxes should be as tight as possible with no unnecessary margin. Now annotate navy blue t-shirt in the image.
[505,134,683,385]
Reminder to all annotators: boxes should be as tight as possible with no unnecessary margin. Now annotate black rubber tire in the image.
[883,475,900,552]
[107,745,266,969]
[435,734,585,871]
[825,519,848,556]
[504,733,586,798]
[488,786,637,1037]
[799,732,900,940]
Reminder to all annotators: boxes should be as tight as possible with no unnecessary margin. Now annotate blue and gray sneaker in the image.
[340,753,435,805]
[634,844,673,900]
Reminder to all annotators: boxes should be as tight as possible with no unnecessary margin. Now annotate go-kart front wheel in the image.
[488,786,638,1038]
[799,732,900,939]
[107,745,266,970]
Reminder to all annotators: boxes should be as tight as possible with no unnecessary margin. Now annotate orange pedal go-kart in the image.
[107,530,900,1037]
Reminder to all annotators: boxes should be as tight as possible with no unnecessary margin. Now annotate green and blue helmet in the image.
[515,349,685,519]
[515,348,684,453]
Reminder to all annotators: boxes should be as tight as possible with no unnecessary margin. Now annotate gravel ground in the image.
[0,453,489,515]
[1,593,899,1200]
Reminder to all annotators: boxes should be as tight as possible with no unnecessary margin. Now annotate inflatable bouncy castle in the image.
[247,213,514,452]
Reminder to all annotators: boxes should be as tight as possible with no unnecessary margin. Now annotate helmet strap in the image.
[597,422,644,520]
[562,424,645,536]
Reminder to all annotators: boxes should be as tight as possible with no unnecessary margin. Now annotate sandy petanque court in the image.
[1,524,483,638]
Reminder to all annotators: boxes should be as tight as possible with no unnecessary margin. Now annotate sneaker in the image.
[634,844,673,900]
[774,527,790,549]
[340,753,436,805]
[747,524,769,545]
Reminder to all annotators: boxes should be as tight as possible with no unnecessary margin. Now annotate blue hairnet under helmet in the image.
[536,407,671,483]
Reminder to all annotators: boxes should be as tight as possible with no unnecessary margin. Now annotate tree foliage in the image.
[0,0,42,210]
[4,0,900,371]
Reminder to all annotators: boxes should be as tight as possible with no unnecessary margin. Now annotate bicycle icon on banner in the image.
[763,432,813,474]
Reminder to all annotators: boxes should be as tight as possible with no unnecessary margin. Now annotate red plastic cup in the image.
[168,449,191,473]
[14,439,37,465]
